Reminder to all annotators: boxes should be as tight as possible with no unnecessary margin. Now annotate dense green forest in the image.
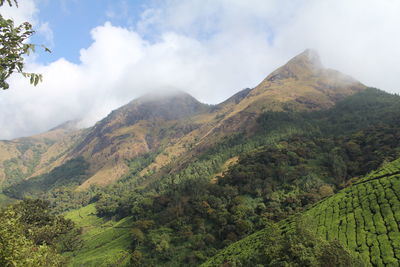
[2,88,400,266]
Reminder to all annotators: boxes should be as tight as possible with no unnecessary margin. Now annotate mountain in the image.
[184,49,365,148]
[0,50,366,192]
[3,49,400,266]
[67,90,211,188]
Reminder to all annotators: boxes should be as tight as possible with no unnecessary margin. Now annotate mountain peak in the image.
[135,90,191,103]
[288,49,322,69]
[90,90,210,135]
[266,49,323,82]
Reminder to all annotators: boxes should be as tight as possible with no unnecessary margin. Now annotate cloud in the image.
[1,0,400,139]
[0,0,38,25]
[37,22,54,47]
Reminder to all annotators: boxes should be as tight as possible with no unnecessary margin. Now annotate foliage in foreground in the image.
[0,199,82,266]
[0,0,49,89]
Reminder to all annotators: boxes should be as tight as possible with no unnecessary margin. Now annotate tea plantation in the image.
[304,159,400,266]
[204,158,400,267]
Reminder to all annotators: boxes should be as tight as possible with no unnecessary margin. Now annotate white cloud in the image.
[1,0,400,139]
[0,0,38,25]
[37,22,54,48]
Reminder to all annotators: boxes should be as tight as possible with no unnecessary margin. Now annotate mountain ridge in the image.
[0,50,367,189]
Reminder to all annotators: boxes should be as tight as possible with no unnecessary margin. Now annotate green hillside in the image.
[303,159,400,266]
[204,158,400,266]
[64,204,132,267]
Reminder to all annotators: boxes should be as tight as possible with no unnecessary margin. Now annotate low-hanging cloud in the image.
[1,0,399,139]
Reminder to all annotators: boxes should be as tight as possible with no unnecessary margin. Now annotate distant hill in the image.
[0,122,84,188]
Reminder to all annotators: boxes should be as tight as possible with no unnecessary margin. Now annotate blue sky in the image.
[32,0,149,64]
[1,0,400,139]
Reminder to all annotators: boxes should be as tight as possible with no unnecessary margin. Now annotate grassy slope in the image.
[203,158,400,267]
[64,204,132,267]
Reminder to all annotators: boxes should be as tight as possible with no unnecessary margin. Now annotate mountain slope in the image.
[187,49,366,150]
[0,122,84,188]
[1,50,367,191]
[134,49,367,179]
[75,49,367,188]
[203,158,400,266]
[68,91,211,188]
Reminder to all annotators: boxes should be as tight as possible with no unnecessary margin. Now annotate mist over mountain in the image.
[0,49,366,189]
[2,1,400,140]
[2,49,400,266]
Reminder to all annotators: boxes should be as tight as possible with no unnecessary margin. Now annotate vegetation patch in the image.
[64,204,132,267]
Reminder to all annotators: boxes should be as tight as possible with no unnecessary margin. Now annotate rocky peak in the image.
[266,49,323,82]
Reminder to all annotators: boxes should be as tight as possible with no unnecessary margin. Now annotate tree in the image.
[0,0,49,90]
[0,206,65,266]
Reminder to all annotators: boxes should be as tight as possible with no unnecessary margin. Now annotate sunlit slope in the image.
[0,123,84,187]
[0,50,367,191]
[203,158,400,267]
[134,49,367,182]
[64,204,132,267]
[68,91,213,189]
[200,227,276,267]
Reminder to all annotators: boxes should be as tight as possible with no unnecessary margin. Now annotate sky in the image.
[0,0,399,139]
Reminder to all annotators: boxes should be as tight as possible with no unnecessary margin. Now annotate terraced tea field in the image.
[64,204,132,267]
[305,160,400,266]
[203,159,400,267]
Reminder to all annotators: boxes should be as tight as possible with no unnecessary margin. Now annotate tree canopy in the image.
[0,0,49,90]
